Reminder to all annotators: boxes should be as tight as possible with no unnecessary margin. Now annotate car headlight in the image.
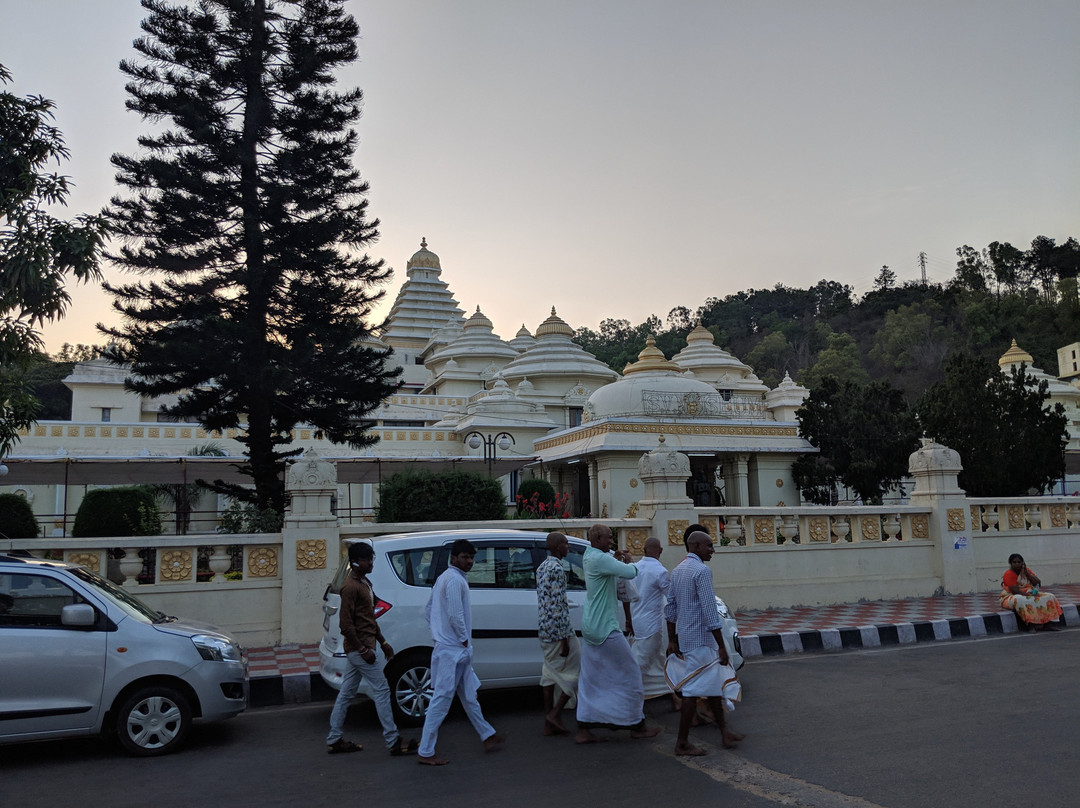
[192,634,242,662]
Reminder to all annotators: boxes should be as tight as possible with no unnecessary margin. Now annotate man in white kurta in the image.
[626,537,673,701]
[417,540,505,765]
[575,524,661,744]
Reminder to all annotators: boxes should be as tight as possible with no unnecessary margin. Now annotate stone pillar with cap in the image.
[908,438,977,594]
[280,449,339,644]
[637,435,699,549]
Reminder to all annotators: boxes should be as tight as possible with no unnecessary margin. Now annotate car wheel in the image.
[385,649,433,728]
[115,685,192,756]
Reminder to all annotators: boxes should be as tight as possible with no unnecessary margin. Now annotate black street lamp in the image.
[463,431,515,475]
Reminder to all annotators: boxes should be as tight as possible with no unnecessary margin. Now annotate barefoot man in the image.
[536,531,580,736]
[575,524,661,744]
[665,530,745,756]
[625,537,675,707]
[417,539,506,765]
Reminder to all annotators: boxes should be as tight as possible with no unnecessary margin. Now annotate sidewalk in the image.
[245,585,1080,708]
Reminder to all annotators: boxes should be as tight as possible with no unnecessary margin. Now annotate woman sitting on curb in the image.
[1001,553,1064,632]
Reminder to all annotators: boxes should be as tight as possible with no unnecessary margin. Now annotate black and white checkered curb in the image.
[740,603,1080,658]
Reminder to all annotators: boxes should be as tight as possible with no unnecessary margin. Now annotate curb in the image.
[739,603,1079,658]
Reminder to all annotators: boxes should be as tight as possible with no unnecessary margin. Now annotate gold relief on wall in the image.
[197,429,207,438]
[860,517,880,540]
[296,539,327,570]
[65,552,100,573]
[160,549,193,581]
[300,430,311,440]
[117,427,128,437]
[181,429,192,439]
[625,502,639,518]
[34,426,46,436]
[564,528,586,540]
[68,426,79,437]
[946,508,965,532]
[396,431,405,441]
[808,517,829,542]
[668,519,689,546]
[629,478,638,488]
[601,480,607,489]
[1007,506,1025,530]
[1050,505,1066,528]
[911,514,929,539]
[84,427,96,437]
[753,518,774,544]
[970,506,981,531]
[248,547,278,578]
[101,427,112,437]
[435,432,445,441]
[163,428,175,438]
[423,432,432,441]
[133,428,144,438]
[626,529,648,557]
[149,428,160,438]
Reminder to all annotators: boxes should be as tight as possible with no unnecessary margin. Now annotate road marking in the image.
[666,745,888,807]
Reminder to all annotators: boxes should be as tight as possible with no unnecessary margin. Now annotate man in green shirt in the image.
[575,523,661,744]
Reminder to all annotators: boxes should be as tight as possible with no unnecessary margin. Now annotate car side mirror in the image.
[61,603,97,627]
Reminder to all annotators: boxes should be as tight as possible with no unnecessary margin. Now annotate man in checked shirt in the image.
[665,530,745,756]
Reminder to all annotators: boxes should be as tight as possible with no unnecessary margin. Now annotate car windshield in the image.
[70,567,164,623]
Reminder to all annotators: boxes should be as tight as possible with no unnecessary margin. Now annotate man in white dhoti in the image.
[536,532,580,736]
[624,537,674,705]
[665,531,745,756]
[417,539,506,766]
[575,523,661,744]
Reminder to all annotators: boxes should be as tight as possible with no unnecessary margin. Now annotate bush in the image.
[216,501,284,534]
[71,486,163,537]
[0,493,40,538]
[377,470,506,522]
[516,478,555,513]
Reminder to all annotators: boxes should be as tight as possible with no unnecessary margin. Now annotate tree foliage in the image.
[377,470,506,523]
[101,0,401,510]
[0,64,105,458]
[915,355,1068,496]
[792,376,921,504]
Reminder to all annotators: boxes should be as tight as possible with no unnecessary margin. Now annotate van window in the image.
[564,544,586,591]
[467,544,538,590]
[388,548,444,587]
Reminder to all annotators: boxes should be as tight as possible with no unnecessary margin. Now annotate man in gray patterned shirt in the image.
[536,531,580,735]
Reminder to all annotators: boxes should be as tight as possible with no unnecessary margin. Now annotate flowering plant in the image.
[515,491,572,519]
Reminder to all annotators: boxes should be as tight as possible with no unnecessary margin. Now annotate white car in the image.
[0,553,247,756]
[318,529,742,726]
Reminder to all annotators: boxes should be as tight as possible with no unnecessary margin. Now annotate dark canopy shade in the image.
[0,456,537,487]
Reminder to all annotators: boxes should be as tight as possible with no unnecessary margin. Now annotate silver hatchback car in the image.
[319,529,742,726]
[0,553,248,756]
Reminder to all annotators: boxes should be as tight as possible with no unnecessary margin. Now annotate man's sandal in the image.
[327,739,362,754]
[389,737,419,756]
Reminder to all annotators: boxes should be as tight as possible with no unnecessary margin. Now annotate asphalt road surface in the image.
[3,629,1077,808]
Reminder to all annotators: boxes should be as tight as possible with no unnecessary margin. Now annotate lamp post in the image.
[463,431,515,476]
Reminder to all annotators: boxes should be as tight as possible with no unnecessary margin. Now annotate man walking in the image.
[325,541,417,755]
[417,539,506,765]
[625,537,674,705]
[536,531,580,736]
[665,530,745,755]
[575,524,661,744]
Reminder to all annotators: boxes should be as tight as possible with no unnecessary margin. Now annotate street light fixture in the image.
[463,431,515,475]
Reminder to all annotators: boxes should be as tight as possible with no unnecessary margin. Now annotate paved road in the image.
[3,630,1077,808]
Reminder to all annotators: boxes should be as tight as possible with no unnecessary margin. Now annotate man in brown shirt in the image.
[326,541,416,755]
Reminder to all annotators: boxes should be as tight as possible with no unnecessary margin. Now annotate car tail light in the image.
[374,598,392,619]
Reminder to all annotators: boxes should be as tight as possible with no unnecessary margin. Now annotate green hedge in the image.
[516,477,555,513]
[72,486,163,537]
[377,470,506,523]
[0,493,40,538]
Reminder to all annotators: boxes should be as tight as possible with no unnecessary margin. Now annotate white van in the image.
[318,529,742,726]
[0,553,247,756]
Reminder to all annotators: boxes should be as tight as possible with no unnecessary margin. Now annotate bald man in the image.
[624,537,674,704]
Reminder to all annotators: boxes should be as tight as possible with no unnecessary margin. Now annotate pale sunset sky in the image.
[2,0,1078,353]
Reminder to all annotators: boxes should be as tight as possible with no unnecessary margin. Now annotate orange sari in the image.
[1001,568,1063,626]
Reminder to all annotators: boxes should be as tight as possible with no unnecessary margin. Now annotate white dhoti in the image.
[540,634,581,700]
[630,632,671,698]
[576,631,645,728]
[665,645,741,709]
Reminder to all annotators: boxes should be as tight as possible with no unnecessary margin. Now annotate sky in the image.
[2,0,1078,354]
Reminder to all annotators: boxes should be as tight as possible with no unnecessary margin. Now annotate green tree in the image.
[744,331,793,388]
[0,64,105,459]
[799,333,869,390]
[102,0,401,511]
[868,301,953,397]
[873,265,897,292]
[792,376,921,504]
[916,355,1068,496]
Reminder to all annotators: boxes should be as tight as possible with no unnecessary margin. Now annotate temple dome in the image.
[535,307,574,338]
[587,337,717,419]
[407,237,441,270]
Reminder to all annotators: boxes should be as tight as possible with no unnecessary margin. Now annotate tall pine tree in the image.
[103,0,400,510]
